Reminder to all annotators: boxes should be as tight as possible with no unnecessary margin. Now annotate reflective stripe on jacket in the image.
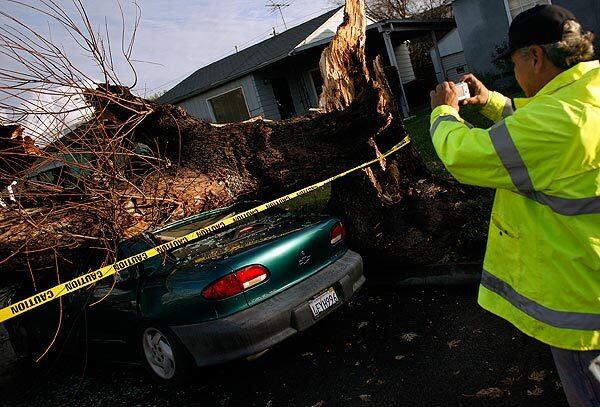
[430,61,600,350]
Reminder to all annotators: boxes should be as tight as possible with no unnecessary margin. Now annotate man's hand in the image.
[459,74,490,106]
[430,82,459,111]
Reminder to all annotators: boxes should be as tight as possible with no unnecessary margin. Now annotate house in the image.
[429,28,468,83]
[449,0,600,78]
[158,8,456,121]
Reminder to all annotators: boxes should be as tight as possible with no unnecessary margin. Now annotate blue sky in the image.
[1,0,336,97]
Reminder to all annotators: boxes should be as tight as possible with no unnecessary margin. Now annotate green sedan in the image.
[6,201,364,386]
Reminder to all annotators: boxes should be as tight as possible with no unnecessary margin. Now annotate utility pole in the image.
[266,1,290,30]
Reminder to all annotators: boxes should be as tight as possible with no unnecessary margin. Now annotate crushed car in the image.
[6,200,364,385]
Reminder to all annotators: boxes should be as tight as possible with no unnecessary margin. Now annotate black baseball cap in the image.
[496,4,579,60]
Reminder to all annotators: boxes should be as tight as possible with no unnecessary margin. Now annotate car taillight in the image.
[201,274,241,300]
[330,222,345,245]
[202,265,269,300]
[237,265,269,289]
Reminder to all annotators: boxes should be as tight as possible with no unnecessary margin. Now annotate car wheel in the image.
[137,323,194,386]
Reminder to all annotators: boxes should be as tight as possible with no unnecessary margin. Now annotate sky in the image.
[1,0,336,98]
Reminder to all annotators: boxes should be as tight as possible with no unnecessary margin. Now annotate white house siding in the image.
[252,50,324,120]
[288,70,313,115]
[394,43,416,84]
[430,28,469,82]
[176,75,263,122]
[252,71,283,120]
[295,9,375,50]
[297,8,345,48]
[440,52,469,83]
[287,53,323,113]
[303,69,320,108]
[252,68,310,121]
[435,28,463,56]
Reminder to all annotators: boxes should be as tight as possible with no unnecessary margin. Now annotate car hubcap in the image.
[142,328,176,380]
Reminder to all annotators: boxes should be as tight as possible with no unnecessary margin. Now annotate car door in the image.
[85,269,139,345]
[84,239,147,351]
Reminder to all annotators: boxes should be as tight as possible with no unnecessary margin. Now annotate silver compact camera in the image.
[455,82,471,101]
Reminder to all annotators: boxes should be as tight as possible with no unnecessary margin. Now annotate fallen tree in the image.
[0,0,490,284]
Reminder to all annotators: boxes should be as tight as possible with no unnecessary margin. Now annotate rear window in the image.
[150,203,287,257]
[154,212,234,243]
[155,205,278,241]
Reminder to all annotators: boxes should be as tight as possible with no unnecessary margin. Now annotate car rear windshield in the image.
[153,212,235,243]
[153,202,287,242]
[150,202,291,260]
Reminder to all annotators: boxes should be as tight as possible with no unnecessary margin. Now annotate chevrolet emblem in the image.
[298,250,311,266]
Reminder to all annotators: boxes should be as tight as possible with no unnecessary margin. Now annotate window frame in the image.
[206,86,251,123]
[503,0,552,23]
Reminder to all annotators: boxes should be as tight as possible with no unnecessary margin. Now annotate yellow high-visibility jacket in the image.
[430,61,600,350]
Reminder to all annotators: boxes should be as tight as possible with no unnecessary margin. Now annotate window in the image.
[506,0,551,20]
[207,87,250,124]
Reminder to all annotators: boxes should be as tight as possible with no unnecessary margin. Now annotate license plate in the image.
[309,287,339,318]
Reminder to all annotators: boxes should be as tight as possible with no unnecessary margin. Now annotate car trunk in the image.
[157,206,347,309]
[220,216,346,307]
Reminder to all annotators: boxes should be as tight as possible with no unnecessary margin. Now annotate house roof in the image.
[292,18,456,53]
[158,7,342,105]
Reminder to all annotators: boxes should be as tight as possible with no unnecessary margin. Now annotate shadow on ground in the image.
[1,284,567,407]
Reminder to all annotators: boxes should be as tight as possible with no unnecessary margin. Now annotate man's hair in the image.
[519,20,596,69]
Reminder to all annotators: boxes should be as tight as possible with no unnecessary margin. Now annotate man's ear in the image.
[531,45,545,72]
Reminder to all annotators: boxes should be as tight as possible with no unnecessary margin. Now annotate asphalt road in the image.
[1,283,568,407]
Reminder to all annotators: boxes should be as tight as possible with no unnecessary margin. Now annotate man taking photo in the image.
[429,5,599,406]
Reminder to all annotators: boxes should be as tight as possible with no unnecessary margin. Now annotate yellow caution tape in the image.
[0,136,411,323]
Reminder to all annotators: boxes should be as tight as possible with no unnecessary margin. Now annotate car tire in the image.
[137,322,194,387]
